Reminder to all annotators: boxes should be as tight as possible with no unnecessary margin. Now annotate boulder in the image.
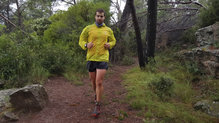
[0,89,16,112]
[194,100,219,118]
[2,111,19,122]
[203,61,219,79]
[9,84,48,112]
[195,22,219,47]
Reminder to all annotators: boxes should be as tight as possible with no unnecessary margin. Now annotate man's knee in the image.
[96,82,102,87]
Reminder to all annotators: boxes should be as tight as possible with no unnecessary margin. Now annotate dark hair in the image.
[95,8,105,16]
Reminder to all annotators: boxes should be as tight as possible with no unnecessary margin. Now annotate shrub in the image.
[148,75,174,100]
[199,0,219,27]
[40,43,73,74]
[179,27,198,45]
[184,61,204,75]
[121,55,135,65]
[32,18,51,36]
[0,34,48,88]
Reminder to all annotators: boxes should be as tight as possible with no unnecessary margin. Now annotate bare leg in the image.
[95,69,106,102]
[89,72,96,92]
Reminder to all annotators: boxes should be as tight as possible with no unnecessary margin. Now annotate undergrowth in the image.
[122,49,218,123]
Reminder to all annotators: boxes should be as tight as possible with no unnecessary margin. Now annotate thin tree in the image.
[145,0,157,63]
[128,0,145,68]
[119,0,131,32]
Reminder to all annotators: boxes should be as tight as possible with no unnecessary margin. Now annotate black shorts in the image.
[86,61,108,72]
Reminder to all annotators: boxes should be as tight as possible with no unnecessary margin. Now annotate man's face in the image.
[95,12,105,24]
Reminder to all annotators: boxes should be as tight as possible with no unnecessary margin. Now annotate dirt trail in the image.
[18,64,143,123]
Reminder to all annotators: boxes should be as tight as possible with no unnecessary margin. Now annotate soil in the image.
[17,63,144,123]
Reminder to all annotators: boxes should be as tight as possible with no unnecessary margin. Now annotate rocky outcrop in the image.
[178,22,219,78]
[179,22,219,118]
[194,100,219,118]
[203,60,219,78]
[179,48,219,78]
[195,22,219,47]
[0,84,48,122]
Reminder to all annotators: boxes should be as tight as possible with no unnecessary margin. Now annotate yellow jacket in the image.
[79,23,116,62]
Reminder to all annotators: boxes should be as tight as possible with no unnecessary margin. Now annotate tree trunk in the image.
[145,0,157,62]
[73,0,76,4]
[119,0,131,32]
[5,1,10,32]
[128,0,145,68]
[15,0,22,27]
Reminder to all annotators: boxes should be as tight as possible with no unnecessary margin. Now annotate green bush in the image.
[32,18,51,36]
[184,61,204,75]
[0,24,6,34]
[145,58,157,73]
[40,43,73,74]
[199,0,219,27]
[0,34,48,88]
[121,55,135,65]
[0,35,33,80]
[179,27,198,45]
[148,75,174,100]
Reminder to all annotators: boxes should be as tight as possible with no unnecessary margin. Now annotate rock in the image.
[179,48,219,61]
[202,61,219,79]
[195,22,219,47]
[0,89,16,112]
[194,100,210,111]
[194,100,219,118]
[9,84,48,112]
[3,111,19,122]
[178,48,219,78]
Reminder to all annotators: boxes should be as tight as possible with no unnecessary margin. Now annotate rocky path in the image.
[17,64,143,123]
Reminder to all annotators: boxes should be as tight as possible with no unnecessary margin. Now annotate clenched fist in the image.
[87,42,94,49]
[104,43,110,49]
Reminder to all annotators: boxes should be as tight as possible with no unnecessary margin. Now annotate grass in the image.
[63,71,85,86]
[121,55,135,66]
[122,49,219,123]
[118,110,128,120]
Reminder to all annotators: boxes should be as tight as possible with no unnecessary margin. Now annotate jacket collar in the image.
[95,22,105,27]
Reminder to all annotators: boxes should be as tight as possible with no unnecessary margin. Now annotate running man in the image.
[79,8,116,117]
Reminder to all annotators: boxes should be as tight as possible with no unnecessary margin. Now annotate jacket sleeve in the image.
[79,26,88,50]
[108,29,116,49]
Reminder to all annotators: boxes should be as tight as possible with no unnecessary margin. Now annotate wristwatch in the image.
[85,43,87,48]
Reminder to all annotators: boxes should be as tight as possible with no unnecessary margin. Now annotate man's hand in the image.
[87,42,94,49]
[104,43,110,49]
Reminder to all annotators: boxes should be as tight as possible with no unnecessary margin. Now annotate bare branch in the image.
[157,13,196,26]
[0,13,28,35]
[159,1,206,8]
[164,27,192,32]
[158,8,199,11]
[61,0,75,5]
